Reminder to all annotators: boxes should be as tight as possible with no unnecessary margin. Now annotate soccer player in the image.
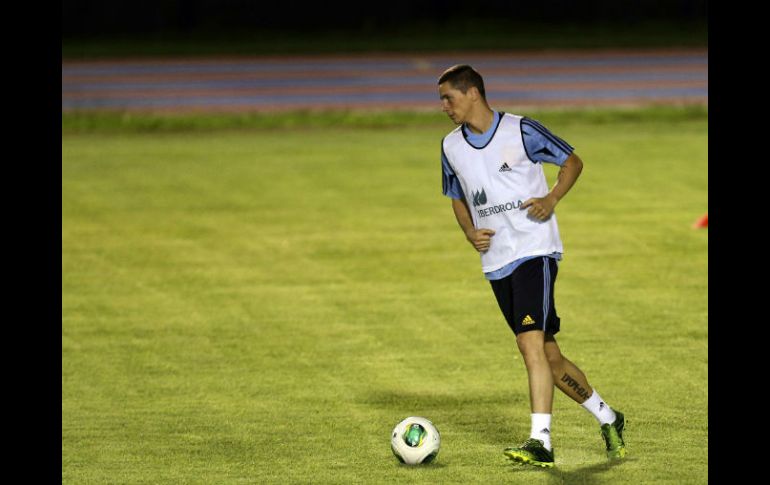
[438,64,626,468]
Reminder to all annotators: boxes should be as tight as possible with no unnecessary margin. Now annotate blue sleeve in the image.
[441,150,464,199]
[520,117,574,166]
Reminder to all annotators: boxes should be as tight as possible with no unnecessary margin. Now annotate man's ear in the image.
[468,86,479,101]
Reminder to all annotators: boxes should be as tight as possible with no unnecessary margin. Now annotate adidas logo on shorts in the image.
[522,315,536,325]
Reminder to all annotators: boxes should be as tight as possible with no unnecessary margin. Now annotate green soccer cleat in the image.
[504,438,555,468]
[600,410,627,459]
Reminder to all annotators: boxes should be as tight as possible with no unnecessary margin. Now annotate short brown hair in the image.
[437,64,486,100]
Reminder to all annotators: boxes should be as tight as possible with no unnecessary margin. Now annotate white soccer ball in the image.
[390,416,441,465]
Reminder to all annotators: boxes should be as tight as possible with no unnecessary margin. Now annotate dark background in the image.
[63,0,707,36]
[62,0,708,56]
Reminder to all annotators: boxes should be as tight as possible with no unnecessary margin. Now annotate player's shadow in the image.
[506,455,632,483]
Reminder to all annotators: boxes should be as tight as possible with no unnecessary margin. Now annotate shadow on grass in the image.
[505,455,633,483]
[395,461,449,470]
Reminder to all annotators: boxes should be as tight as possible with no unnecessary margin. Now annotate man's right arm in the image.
[442,149,494,252]
[451,197,495,253]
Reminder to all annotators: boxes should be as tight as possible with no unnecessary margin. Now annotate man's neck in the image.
[465,107,495,135]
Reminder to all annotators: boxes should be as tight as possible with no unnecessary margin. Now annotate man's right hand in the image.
[465,228,496,253]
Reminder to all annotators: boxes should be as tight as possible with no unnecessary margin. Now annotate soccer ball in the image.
[390,416,441,465]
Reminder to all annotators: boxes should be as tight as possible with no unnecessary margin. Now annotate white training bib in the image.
[442,113,563,273]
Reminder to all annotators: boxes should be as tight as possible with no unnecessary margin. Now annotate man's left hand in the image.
[521,194,557,221]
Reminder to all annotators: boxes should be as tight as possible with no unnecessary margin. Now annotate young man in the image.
[438,64,626,468]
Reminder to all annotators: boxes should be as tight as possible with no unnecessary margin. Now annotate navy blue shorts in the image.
[489,256,561,335]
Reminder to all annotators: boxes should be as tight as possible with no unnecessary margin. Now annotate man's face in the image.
[439,82,473,125]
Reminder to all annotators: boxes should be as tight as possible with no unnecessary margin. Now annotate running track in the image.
[61,48,707,112]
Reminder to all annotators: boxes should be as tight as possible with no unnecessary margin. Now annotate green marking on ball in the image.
[403,423,426,447]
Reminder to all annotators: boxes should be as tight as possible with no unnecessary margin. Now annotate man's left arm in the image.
[521,152,584,221]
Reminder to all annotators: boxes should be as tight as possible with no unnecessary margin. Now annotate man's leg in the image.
[544,334,627,459]
[543,334,593,404]
[517,330,554,413]
[503,329,556,468]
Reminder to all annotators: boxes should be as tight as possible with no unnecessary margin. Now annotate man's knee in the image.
[542,335,563,365]
[516,330,546,359]
[544,348,563,368]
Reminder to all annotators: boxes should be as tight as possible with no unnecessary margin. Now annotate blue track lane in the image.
[62,49,708,112]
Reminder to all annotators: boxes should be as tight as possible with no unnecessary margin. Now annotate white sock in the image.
[530,413,552,451]
[581,390,616,425]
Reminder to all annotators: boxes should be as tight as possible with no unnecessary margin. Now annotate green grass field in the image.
[62,106,707,484]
